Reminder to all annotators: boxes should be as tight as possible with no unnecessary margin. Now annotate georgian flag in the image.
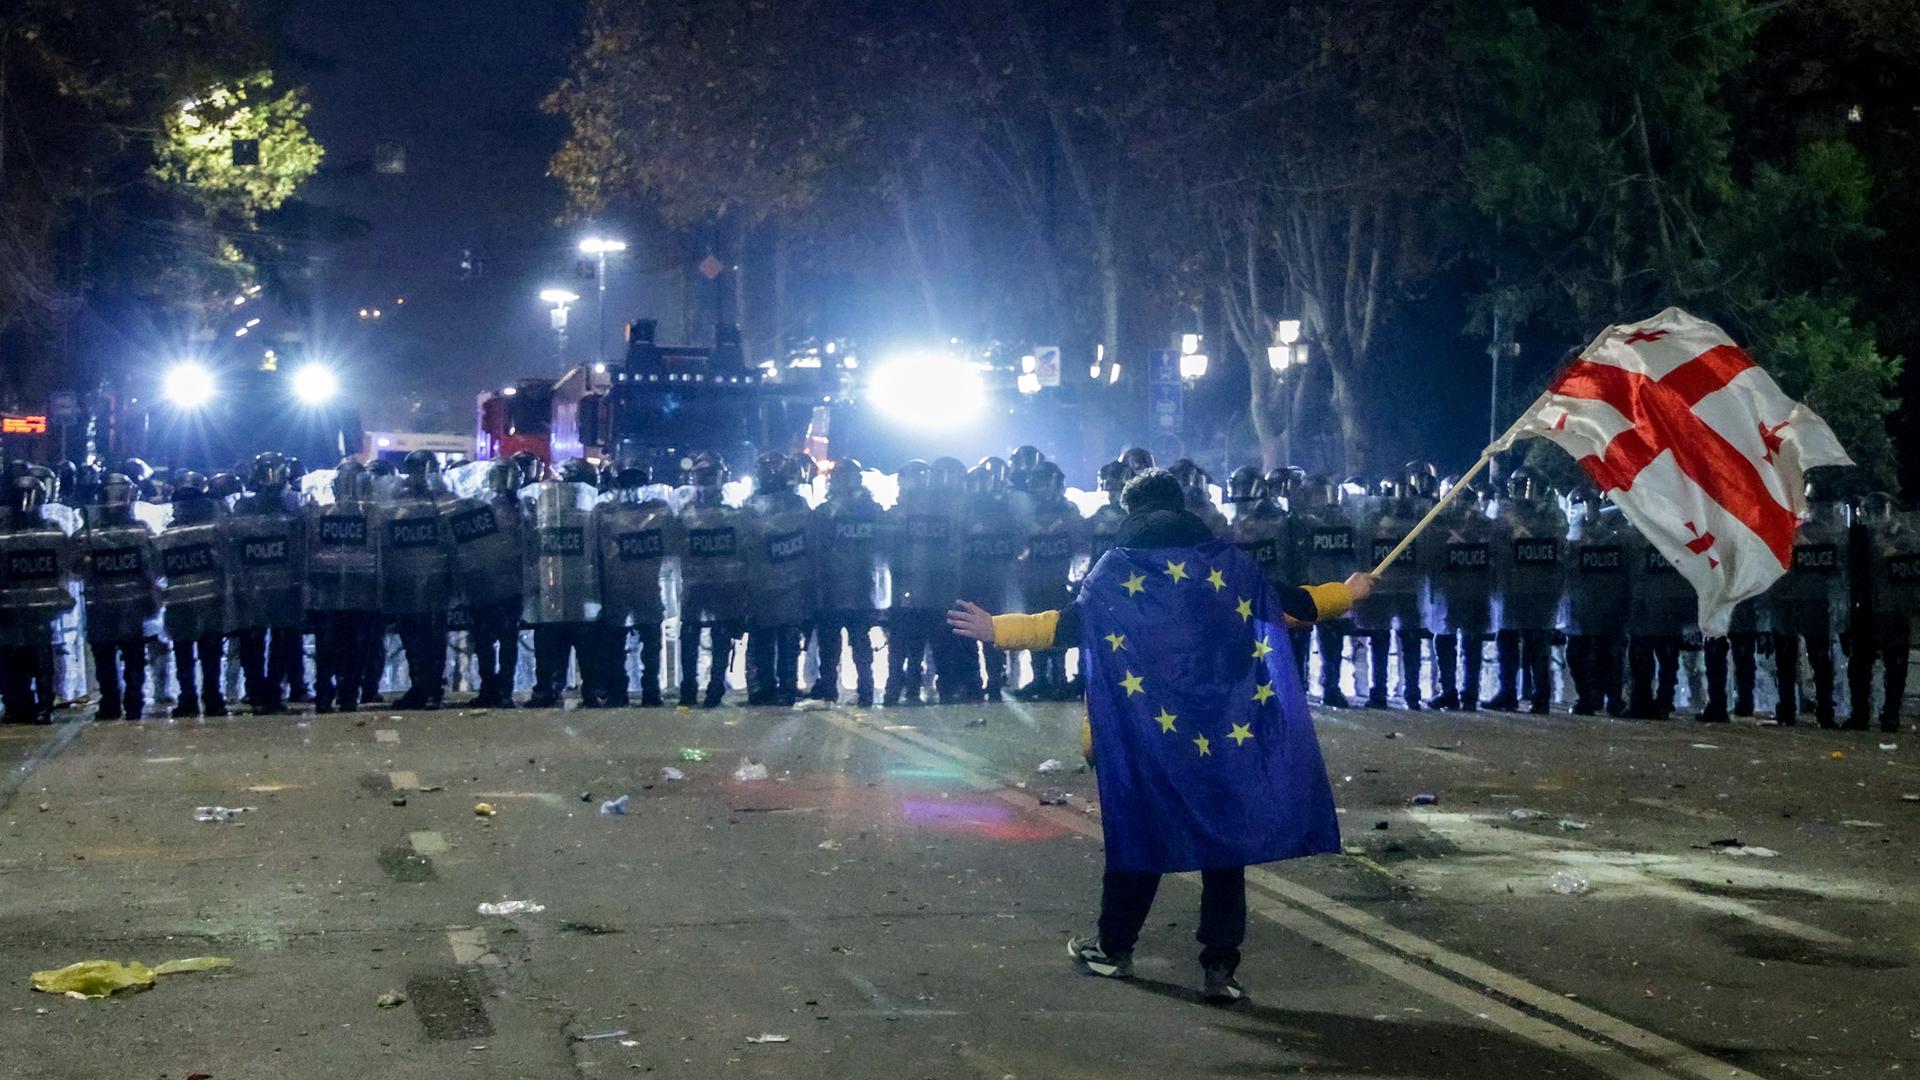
[1496,307,1852,636]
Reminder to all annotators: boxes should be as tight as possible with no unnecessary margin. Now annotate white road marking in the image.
[375,729,400,744]
[446,926,499,967]
[410,830,448,856]
[389,770,422,791]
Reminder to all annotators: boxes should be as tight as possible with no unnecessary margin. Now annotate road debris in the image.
[376,990,407,1008]
[965,717,988,728]
[571,1029,630,1042]
[1558,820,1591,831]
[678,748,707,762]
[1689,743,1719,750]
[1830,751,1846,760]
[816,839,842,851]
[733,758,770,782]
[1037,790,1072,806]
[1705,839,1779,858]
[1840,819,1886,829]
[599,795,630,815]
[1036,758,1064,773]
[477,900,545,915]
[746,1033,791,1044]
[1409,793,1439,806]
[1547,871,1591,896]
[472,802,496,817]
[31,957,232,999]
[791,698,830,711]
[1880,743,1898,752]
[660,767,686,781]
[1506,808,1547,821]
[192,806,253,822]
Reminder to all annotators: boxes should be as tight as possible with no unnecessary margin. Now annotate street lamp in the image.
[540,288,579,368]
[577,236,627,365]
[163,362,216,408]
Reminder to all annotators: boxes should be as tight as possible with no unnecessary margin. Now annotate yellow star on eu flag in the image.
[1206,568,1227,591]
[1122,573,1147,597]
[1193,732,1212,757]
[1105,632,1127,651]
[1227,722,1254,746]
[1120,671,1145,696]
[1252,636,1273,660]
[1164,560,1189,583]
[1154,708,1178,733]
[1251,681,1276,704]
[1235,598,1253,622]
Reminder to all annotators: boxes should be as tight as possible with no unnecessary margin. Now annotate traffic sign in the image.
[1148,349,1181,385]
[1034,345,1061,388]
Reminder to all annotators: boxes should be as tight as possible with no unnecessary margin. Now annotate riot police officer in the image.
[1353,471,1429,710]
[80,473,163,720]
[1701,599,1764,724]
[308,459,381,713]
[1170,458,1230,536]
[157,473,229,718]
[809,459,884,705]
[1770,488,1849,727]
[1118,446,1156,481]
[1227,465,1289,592]
[1625,528,1690,720]
[526,457,604,708]
[743,452,815,706]
[228,452,304,715]
[677,452,749,708]
[1421,476,1494,711]
[449,459,529,708]
[594,459,677,707]
[0,474,75,723]
[1561,488,1628,717]
[1292,475,1361,705]
[1850,493,1915,731]
[1488,469,1566,714]
[886,458,966,705]
[1015,461,1086,701]
[380,451,455,710]
[1088,460,1129,568]
[960,464,1018,702]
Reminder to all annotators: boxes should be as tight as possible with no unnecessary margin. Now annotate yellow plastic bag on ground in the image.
[31,957,231,999]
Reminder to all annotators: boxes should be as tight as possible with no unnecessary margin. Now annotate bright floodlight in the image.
[1180,352,1210,380]
[577,237,627,255]
[1276,319,1302,345]
[540,288,579,305]
[292,363,339,405]
[868,353,985,429]
[164,363,215,408]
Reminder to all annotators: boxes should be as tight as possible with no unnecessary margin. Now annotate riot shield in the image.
[226,503,304,631]
[1492,500,1567,632]
[1419,503,1493,634]
[1562,509,1630,635]
[79,517,163,642]
[1768,510,1848,635]
[1354,495,1423,632]
[0,519,78,647]
[379,490,454,616]
[597,494,677,625]
[159,514,230,642]
[524,480,601,624]
[445,493,525,609]
[308,494,381,613]
[746,489,815,624]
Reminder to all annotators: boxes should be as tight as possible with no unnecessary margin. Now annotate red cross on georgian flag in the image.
[1495,307,1852,636]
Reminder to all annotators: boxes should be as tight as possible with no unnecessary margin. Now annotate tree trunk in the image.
[890,182,944,335]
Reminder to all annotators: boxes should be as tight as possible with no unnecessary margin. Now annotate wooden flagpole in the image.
[1366,393,1551,577]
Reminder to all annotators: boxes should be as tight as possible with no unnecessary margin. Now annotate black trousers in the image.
[1566,634,1625,715]
[1433,632,1488,706]
[1627,634,1682,718]
[885,609,968,704]
[596,620,663,705]
[1287,627,1312,686]
[1099,865,1246,973]
[277,627,309,701]
[532,622,596,706]
[812,612,876,702]
[679,620,742,704]
[469,597,522,703]
[171,634,226,716]
[1023,649,1070,698]
[361,621,390,701]
[90,638,149,719]
[1361,627,1423,706]
[314,611,379,711]
[1773,631,1836,725]
[1494,629,1553,710]
[1314,623,1347,699]
[1848,615,1911,726]
[0,643,57,723]
[1703,634,1758,718]
[396,612,449,702]
[237,625,299,712]
[747,623,806,705]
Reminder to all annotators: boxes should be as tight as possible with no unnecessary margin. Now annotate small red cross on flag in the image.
[1496,307,1852,635]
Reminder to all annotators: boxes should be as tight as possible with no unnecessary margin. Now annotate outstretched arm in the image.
[947,601,1075,650]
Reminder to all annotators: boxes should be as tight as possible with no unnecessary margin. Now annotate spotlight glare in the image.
[164,363,216,408]
[292,363,340,405]
[868,352,985,429]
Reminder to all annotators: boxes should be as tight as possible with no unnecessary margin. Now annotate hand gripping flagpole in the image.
[1366,392,1552,578]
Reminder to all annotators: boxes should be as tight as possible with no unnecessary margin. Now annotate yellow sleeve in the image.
[992,610,1061,651]
[1302,582,1354,621]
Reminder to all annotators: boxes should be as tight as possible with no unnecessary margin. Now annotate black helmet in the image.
[965,465,997,496]
[1506,467,1541,503]
[1856,491,1899,523]
[1008,445,1044,473]
[99,472,136,508]
[1226,465,1266,504]
[827,459,865,498]
[1169,458,1206,491]
[929,456,966,492]
[1029,460,1066,497]
[510,451,547,486]
[614,460,651,489]
[754,451,787,491]
[208,471,245,499]
[976,456,1009,491]
[366,459,397,478]
[172,471,210,500]
[332,459,373,502]
[1404,460,1439,499]
[1293,474,1335,510]
[1098,459,1128,494]
[249,451,290,492]
[403,449,439,478]
[789,453,817,487]
[688,452,727,488]
[1118,446,1155,478]
[897,459,931,496]
[10,474,49,513]
[286,456,306,483]
[556,457,597,484]
[120,457,154,485]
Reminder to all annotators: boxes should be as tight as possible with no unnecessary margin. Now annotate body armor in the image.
[1229,503,1290,589]
[524,480,603,624]
[596,493,677,625]
[1865,508,1920,617]
[225,495,303,631]
[677,493,748,622]
[1292,502,1360,596]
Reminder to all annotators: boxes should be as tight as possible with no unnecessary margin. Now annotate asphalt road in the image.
[0,696,1912,1079]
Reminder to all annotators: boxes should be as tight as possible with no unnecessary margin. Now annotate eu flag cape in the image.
[1078,538,1340,873]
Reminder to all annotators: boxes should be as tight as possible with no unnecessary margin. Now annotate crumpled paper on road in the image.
[31,956,233,999]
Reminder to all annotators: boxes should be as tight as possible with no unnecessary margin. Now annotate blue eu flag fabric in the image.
[1077,538,1340,873]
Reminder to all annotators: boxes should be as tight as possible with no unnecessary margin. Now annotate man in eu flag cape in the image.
[950,468,1372,1004]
